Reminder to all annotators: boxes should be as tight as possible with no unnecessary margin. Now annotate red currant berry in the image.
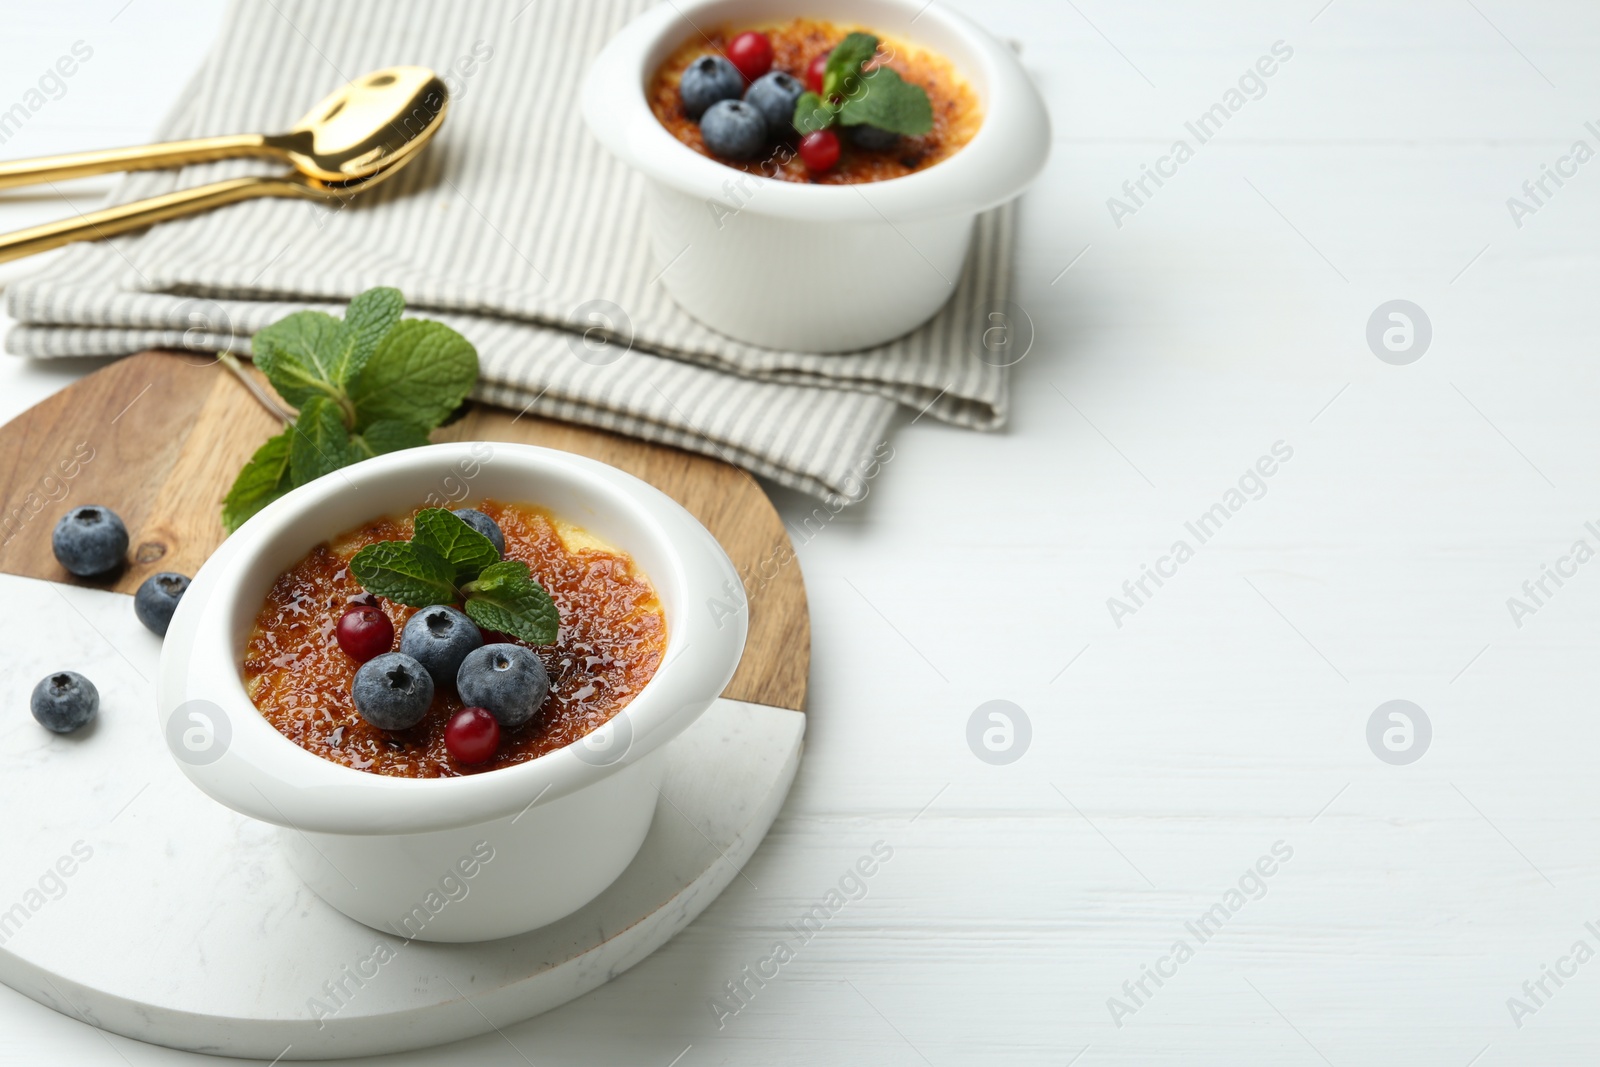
[805,53,829,95]
[445,706,501,765]
[727,31,773,82]
[336,606,393,662]
[799,129,840,172]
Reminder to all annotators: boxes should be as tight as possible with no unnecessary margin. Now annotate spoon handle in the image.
[0,175,317,264]
[0,134,277,191]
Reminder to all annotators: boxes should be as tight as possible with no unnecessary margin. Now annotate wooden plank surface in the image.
[0,350,807,712]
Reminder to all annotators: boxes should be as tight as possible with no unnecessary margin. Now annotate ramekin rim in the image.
[579,0,1051,222]
[156,443,747,835]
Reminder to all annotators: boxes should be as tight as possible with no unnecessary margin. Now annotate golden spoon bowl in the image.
[0,101,444,264]
[0,66,448,190]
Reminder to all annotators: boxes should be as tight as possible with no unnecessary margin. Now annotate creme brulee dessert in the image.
[243,501,666,777]
[648,19,982,183]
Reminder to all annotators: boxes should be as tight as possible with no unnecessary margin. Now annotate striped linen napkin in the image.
[4,0,1017,506]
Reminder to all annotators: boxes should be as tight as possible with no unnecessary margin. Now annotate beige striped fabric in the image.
[4,0,1016,506]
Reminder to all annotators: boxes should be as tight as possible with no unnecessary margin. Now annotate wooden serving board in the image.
[0,349,806,712]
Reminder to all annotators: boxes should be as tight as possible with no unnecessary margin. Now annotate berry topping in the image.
[849,124,900,151]
[726,31,773,82]
[445,706,501,765]
[799,128,841,172]
[336,605,394,662]
[52,505,128,578]
[451,508,505,557]
[352,652,433,730]
[456,643,550,729]
[134,571,190,637]
[745,71,805,134]
[399,605,483,687]
[700,99,768,160]
[804,52,829,96]
[31,671,98,734]
[679,54,744,119]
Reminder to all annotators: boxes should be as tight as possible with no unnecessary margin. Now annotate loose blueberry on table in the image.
[52,505,128,578]
[31,671,98,734]
[134,572,191,637]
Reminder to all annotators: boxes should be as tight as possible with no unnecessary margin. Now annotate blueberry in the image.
[352,652,434,730]
[52,506,128,577]
[745,71,804,134]
[679,54,744,120]
[848,124,900,151]
[400,605,483,687]
[700,99,767,160]
[451,508,505,557]
[456,644,550,728]
[134,572,190,637]
[31,671,97,734]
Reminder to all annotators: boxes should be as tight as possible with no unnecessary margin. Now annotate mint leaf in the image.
[221,429,292,532]
[288,396,356,484]
[824,32,878,100]
[793,90,835,135]
[412,507,500,584]
[222,290,481,539]
[354,419,431,458]
[346,507,560,642]
[334,287,405,384]
[838,67,933,136]
[349,540,457,606]
[251,311,345,408]
[253,289,404,411]
[463,560,559,644]
[349,319,478,431]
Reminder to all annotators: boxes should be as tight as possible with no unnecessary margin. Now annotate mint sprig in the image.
[460,560,560,644]
[792,34,934,139]
[220,431,293,531]
[349,537,457,606]
[349,509,560,645]
[221,287,479,532]
[824,32,878,100]
[837,67,933,135]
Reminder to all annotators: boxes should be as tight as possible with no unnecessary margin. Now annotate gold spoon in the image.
[0,139,437,264]
[0,66,448,188]
[0,70,447,264]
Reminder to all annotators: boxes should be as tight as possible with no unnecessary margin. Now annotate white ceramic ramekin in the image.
[581,0,1050,352]
[156,443,746,942]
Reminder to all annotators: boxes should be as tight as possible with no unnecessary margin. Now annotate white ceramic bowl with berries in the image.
[156,443,746,942]
[582,0,1050,352]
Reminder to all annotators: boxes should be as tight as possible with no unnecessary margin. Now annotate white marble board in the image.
[0,574,804,1060]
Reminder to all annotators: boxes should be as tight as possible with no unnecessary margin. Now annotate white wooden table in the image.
[4,0,1598,1063]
